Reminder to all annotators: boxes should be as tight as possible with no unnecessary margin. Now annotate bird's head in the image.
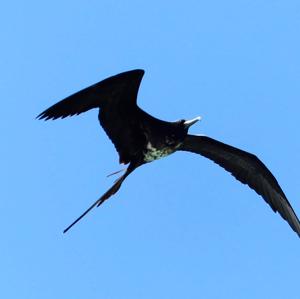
[167,116,201,145]
[182,116,202,130]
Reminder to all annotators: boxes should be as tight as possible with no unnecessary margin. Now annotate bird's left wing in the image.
[179,134,300,237]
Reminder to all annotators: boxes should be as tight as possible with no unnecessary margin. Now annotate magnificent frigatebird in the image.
[38,69,300,236]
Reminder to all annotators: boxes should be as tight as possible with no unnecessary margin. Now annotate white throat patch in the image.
[143,141,178,162]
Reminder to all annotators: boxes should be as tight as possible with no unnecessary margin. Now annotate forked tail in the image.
[63,164,137,233]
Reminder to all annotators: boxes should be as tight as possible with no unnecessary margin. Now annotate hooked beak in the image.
[184,116,202,129]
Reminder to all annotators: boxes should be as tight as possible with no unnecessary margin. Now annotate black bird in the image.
[38,69,300,237]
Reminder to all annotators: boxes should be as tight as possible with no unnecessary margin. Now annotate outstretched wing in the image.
[180,134,300,237]
[37,69,145,120]
[37,69,146,164]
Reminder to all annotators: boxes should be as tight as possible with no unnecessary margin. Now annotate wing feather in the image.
[180,134,300,237]
[37,69,146,163]
[37,69,144,120]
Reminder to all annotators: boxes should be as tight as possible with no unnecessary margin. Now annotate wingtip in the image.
[123,69,145,79]
[127,69,145,79]
[36,112,43,120]
[36,110,54,121]
[132,68,145,74]
[36,113,46,121]
[36,113,53,121]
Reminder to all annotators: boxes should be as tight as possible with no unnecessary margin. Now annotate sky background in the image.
[1,1,300,298]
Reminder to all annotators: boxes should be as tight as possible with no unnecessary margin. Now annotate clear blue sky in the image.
[2,1,300,298]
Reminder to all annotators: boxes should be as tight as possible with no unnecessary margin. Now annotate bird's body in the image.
[38,69,300,237]
[140,117,197,163]
[144,141,179,162]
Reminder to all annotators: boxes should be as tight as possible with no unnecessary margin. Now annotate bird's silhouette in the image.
[38,69,300,237]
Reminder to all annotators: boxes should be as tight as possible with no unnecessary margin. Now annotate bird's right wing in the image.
[179,134,300,237]
[37,69,146,164]
[37,69,145,120]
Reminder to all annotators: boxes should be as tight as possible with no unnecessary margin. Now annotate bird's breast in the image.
[143,141,181,162]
